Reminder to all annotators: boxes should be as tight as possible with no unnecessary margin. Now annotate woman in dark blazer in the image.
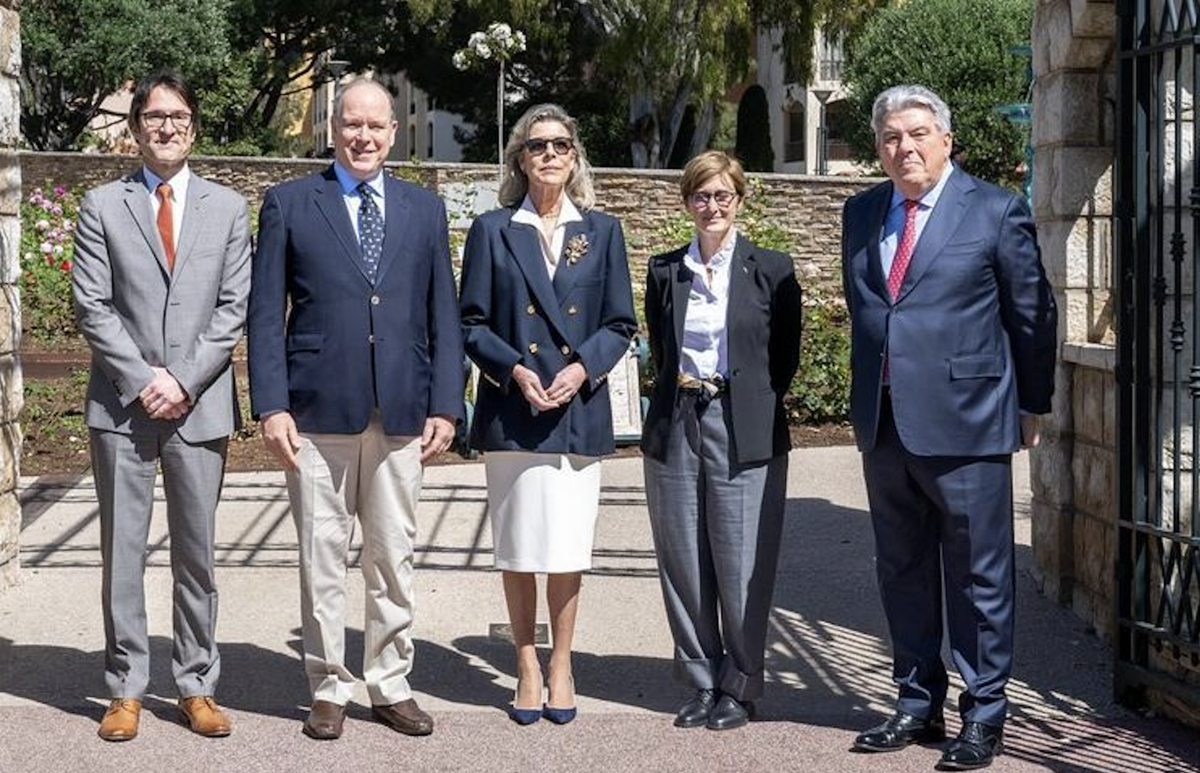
[460,104,637,725]
[641,150,801,731]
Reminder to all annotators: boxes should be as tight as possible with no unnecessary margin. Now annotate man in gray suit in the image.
[72,71,251,742]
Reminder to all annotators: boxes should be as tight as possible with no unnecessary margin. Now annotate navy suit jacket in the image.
[841,168,1057,456]
[640,236,802,465]
[459,206,637,456]
[247,166,464,435]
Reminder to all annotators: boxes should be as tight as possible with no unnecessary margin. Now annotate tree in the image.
[20,0,232,151]
[838,0,1033,186]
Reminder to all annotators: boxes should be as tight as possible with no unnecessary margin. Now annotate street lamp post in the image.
[812,89,833,176]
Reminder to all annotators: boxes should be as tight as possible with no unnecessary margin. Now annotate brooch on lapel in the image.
[564,234,589,265]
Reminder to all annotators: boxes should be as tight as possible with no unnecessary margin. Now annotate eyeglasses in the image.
[687,190,738,209]
[141,112,193,131]
[340,121,393,138]
[524,137,574,156]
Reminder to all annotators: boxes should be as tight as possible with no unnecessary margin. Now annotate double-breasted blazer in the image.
[247,166,465,435]
[459,206,637,456]
[640,235,802,466]
[841,167,1057,456]
[72,170,251,443]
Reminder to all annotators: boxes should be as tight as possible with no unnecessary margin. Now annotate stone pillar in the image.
[0,2,20,590]
[1029,0,1115,622]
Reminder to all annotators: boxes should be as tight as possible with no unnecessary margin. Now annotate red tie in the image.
[887,199,919,300]
[156,182,175,273]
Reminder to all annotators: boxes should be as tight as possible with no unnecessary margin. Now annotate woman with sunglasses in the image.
[459,104,636,726]
[641,150,801,731]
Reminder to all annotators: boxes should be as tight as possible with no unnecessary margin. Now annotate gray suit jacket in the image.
[72,169,252,443]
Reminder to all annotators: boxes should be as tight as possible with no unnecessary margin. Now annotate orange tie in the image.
[156,182,175,273]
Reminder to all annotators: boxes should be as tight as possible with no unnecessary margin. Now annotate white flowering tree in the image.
[453,22,527,174]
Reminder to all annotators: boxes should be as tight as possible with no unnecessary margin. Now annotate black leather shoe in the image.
[937,722,1003,770]
[705,694,754,731]
[674,689,717,728]
[852,710,946,752]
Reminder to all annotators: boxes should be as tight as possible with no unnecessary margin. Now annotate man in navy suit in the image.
[841,85,1057,770]
[248,77,463,741]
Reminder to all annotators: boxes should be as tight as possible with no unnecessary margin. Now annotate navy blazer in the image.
[247,166,464,436]
[460,206,637,456]
[841,168,1057,456]
[640,236,801,465]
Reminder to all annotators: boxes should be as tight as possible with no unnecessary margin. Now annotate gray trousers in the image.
[643,393,787,701]
[91,427,227,700]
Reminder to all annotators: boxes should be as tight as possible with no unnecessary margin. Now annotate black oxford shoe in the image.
[937,722,1003,770]
[852,710,946,752]
[674,689,717,728]
[705,694,754,731]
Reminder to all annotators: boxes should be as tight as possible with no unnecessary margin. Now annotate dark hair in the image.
[128,71,200,133]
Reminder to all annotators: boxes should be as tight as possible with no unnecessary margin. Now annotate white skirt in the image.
[485,451,602,572]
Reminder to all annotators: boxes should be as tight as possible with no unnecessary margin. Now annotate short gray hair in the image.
[498,103,596,210]
[331,77,395,124]
[871,84,952,141]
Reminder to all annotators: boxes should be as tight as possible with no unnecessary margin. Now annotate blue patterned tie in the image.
[356,182,383,282]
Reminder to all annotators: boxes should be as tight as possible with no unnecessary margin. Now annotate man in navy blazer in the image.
[842,85,1056,770]
[248,78,462,741]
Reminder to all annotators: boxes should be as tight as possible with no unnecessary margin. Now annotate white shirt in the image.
[879,161,955,277]
[333,162,387,239]
[679,228,738,380]
[143,164,190,245]
[510,194,584,277]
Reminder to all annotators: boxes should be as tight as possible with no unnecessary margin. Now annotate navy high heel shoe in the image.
[542,675,577,724]
[509,678,543,725]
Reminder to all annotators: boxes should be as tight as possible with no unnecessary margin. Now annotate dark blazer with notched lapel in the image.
[640,235,802,466]
[841,167,1057,457]
[459,206,637,456]
[247,166,464,435]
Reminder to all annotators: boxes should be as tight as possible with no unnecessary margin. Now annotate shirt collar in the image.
[511,194,584,228]
[684,228,738,273]
[142,163,191,197]
[889,161,955,212]
[333,162,386,199]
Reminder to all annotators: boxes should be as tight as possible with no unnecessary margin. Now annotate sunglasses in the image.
[524,137,575,156]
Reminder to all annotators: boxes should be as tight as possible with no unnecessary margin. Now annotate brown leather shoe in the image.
[178,696,232,737]
[98,698,142,742]
[303,700,347,740]
[372,698,433,736]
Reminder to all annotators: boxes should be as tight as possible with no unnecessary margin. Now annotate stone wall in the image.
[0,2,20,591]
[20,151,877,301]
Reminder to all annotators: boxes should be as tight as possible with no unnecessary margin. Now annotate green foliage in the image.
[21,0,233,150]
[839,0,1033,186]
[19,184,82,344]
[735,86,775,173]
[790,295,850,424]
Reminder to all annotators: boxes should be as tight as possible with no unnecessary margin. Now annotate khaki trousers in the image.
[287,414,423,706]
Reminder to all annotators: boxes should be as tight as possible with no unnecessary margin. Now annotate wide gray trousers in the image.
[91,427,227,699]
[643,393,787,701]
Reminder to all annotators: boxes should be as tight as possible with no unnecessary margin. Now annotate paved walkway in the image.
[2,448,1197,772]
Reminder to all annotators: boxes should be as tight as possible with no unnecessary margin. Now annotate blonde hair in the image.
[498,103,596,210]
[680,150,747,200]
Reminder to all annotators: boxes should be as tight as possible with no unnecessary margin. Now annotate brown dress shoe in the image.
[178,696,232,737]
[372,698,434,736]
[98,698,142,742]
[303,700,347,740]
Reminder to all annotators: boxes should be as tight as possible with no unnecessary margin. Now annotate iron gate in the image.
[1115,0,1200,709]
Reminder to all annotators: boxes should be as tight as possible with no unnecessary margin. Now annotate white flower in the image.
[39,241,52,253]
[35,218,49,231]
[512,31,527,51]
[23,252,32,261]
[474,42,493,59]
[52,244,64,257]
[490,22,512,41]
[468,31,486,48]
[452,50,470,71]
